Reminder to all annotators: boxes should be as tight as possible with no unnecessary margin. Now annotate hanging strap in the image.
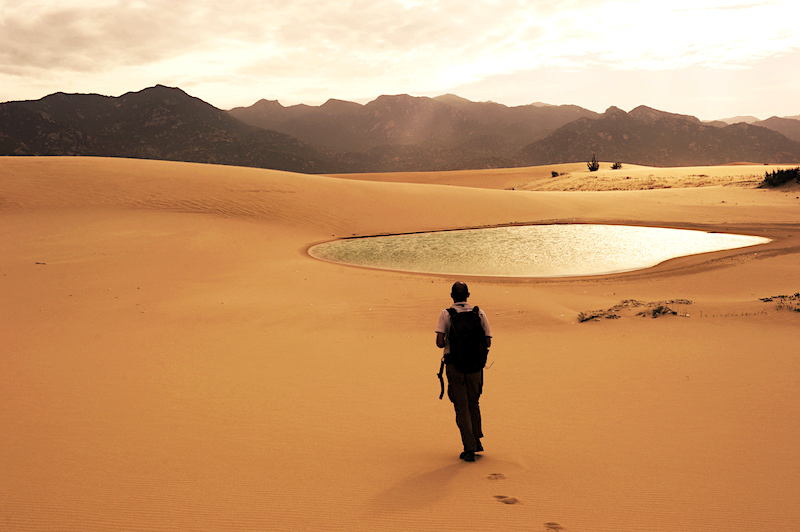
[437,357,445,400]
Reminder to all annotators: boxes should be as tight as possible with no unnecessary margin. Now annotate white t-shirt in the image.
[435,301,492,355]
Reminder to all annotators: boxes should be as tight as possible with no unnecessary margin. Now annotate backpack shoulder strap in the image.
[472,306,485,333]
[447,308,457,317]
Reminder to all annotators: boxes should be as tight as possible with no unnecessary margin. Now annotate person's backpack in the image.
[446,307,488,374]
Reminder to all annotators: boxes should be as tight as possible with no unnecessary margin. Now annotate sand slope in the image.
[2,156,800,531]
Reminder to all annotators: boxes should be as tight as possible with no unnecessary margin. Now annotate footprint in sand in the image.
[486,473,506,480]
[544,523,564,531]
[493,495,519,504]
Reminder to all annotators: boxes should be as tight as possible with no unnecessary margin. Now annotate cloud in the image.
[672,1,770,12]
[440,49,800,120]
[0,0,798,113]
[3,1,796,73]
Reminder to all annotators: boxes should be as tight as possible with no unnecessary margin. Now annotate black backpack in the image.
[446,307,488,374]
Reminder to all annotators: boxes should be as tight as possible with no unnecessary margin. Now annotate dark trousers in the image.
[446,364,483,452]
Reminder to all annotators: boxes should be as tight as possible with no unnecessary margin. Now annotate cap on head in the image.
[451,281,469,301]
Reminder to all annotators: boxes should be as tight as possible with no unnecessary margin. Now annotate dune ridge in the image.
[2,156,799,532]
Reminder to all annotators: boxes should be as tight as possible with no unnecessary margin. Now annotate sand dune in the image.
[2,156,799,531]
[329,162,786,191]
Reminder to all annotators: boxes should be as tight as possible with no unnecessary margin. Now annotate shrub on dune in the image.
[759,167,800,187]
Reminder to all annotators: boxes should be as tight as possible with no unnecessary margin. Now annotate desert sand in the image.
[2,156,799,532]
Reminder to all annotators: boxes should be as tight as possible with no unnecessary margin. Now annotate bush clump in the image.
[640,305,677,318]
[587,153,600,172]
[759,167,800,187]
[611,162,622,169]
[761,292,800,312]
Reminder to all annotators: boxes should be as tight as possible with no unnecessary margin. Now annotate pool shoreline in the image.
[308,222,774,279]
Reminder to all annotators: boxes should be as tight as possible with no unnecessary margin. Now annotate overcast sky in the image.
[1,0,798,120]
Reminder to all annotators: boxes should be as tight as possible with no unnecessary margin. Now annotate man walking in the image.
[436,281,492,462]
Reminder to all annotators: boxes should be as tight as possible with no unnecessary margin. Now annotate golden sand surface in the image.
[328,161,779,191]
[2,156,799,531]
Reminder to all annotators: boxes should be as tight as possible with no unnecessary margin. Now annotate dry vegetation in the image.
[578,299,693,321]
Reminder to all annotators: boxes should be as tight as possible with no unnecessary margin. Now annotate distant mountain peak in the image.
[435,94,474,104]
[718,115,760,125]
[628,105,700,124]
[319,98,363,114]
[130,84,189,98]
[604,106,627,117]
[371,93,418,103]
[253,99,284,108]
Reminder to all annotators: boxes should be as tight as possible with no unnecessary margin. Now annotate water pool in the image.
[309,224,770,277]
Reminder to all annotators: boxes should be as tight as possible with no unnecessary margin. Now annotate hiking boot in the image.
[460,451,476,462]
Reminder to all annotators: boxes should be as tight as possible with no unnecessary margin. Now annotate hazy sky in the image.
[2,0,798,120]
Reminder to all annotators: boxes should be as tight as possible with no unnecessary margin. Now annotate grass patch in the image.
[578,299,692,322]
[760,292,800,312]
[759,167,800,188]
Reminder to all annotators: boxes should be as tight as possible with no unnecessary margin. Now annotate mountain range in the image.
[2,85,799,173]
[0,85,341,173]
[516,106,800,167]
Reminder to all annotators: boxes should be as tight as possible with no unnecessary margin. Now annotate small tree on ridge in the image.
[587,153,599,172]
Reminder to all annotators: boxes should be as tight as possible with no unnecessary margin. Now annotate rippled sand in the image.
[2,157,799,532]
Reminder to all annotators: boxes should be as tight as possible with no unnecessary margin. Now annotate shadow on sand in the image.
[370,460,473,512]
